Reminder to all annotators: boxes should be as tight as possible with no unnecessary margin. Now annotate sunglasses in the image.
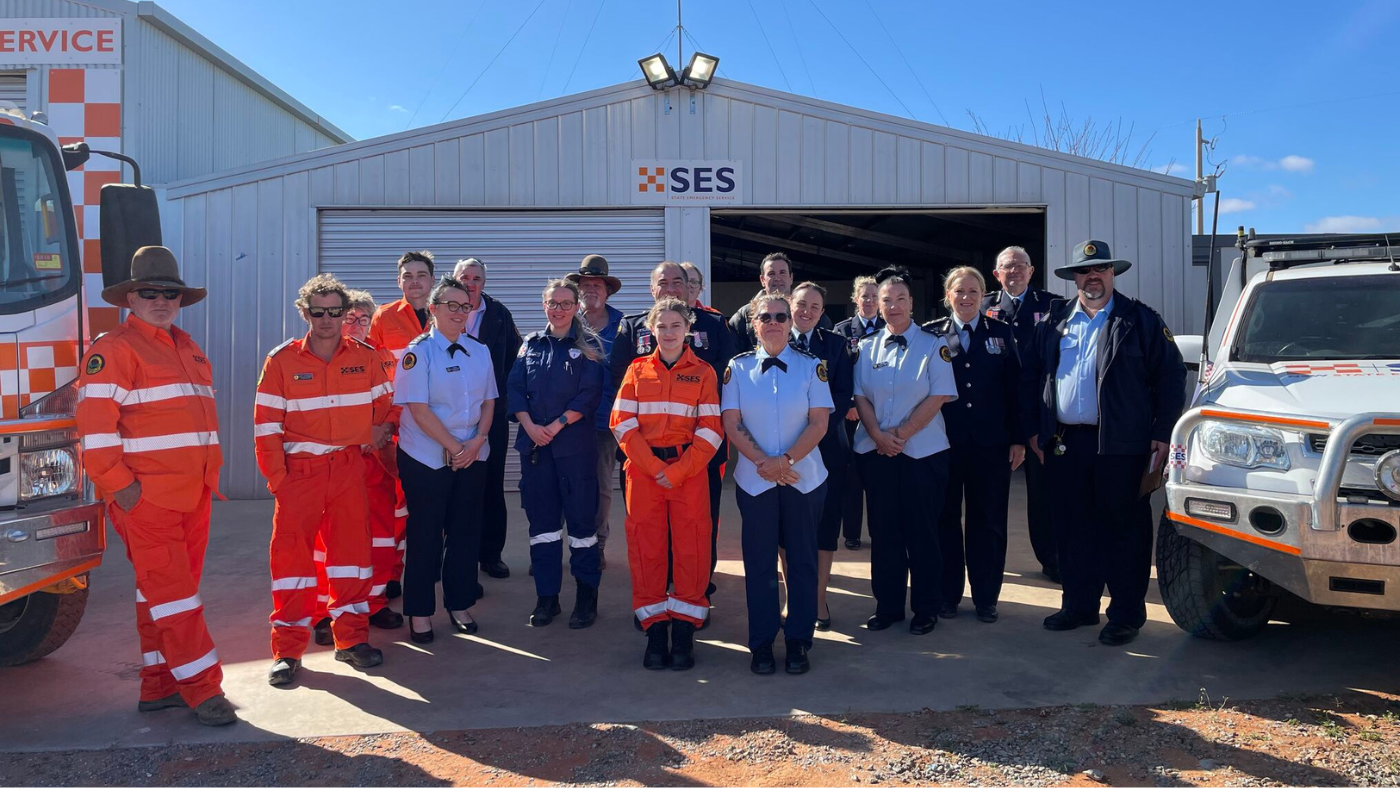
[1071,263,1114,275]
[136,288,182,301]
[307,306,346,318]
[433,300,471,312]
[756,312,790,324]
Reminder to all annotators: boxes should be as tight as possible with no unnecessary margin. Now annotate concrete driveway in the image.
[5,475,1400,753]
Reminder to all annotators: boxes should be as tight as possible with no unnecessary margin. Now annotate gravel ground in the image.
[6,691,1400,786]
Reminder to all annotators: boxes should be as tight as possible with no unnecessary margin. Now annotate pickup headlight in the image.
[19,445,78,501]
[1198,421,1291,470]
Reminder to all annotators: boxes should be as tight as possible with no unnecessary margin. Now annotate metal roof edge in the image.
[134,1,353,144]
[707,78,1200,195]
[163,80,654,197]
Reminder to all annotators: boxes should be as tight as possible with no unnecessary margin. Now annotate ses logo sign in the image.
[631,160,744,205]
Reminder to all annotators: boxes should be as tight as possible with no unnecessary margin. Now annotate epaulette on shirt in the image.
[790,345,818,359]
[406,332,432,348]
[924,318,951,331]
[266,338,297,357]
[857,331,880,343]
[731,350,756,361]
[921,323,943,335]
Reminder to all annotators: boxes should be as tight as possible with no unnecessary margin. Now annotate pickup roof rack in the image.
[1245,233,1400,270]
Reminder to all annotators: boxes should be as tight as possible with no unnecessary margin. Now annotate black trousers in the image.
[479,415,509,565]
[860,450,950,619]
[398,448,486,618]
[738,482,824,650]
[1023,449,1058,573]
[841,419,865,542]
[815,442,847,552]
[938,441,1011,608]
[1045,425,1153,628]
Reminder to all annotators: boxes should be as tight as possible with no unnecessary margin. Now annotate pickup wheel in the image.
[1156,513,1277,640]
[0,578,90,667]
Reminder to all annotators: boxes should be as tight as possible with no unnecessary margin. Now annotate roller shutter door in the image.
[319,208,666,484]
[0,73,25,114]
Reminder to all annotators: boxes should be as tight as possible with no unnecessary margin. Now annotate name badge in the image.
[872,361,890,370]
[293,372,314,381]
[446,365,461,373]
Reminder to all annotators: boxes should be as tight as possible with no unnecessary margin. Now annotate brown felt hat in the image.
[100,246,207,307]
[564,254,622,295]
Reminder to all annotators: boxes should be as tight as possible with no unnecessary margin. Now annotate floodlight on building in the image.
[638,54,676,90]
[681,52,719,89]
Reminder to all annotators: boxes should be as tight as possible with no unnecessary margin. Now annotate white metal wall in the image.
[162,78,1197,497]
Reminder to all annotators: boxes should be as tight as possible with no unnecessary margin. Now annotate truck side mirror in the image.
[99,184,161,290]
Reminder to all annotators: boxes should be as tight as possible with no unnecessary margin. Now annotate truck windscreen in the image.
[0,132,75,315]
[1231,274,1400,364]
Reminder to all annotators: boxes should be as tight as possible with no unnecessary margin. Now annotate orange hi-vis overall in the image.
[254,335,393,658]
[76,315,224,707]
[368,298,426,580]
[610,347,723,628]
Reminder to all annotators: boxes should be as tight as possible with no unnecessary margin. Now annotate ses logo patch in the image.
[632,160,743,204]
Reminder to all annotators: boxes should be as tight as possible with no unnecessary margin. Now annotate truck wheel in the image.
[0,578,89,667]
[1156,514,1277,640]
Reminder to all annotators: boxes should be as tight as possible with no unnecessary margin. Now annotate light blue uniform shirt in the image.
[721,345,834,495]
[394,327,499,468]
[1055,296,1114,426]
[853,324,958,459]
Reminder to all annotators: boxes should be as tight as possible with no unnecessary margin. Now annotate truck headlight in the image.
[19,446,77,501]
[1198,421,1291,470]
[1377,450,1400,503]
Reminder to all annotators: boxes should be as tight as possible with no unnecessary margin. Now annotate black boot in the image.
[568,582,598,629]
[643,622,670,670]
[670,620,696,671]
[313,617,333,647]
[529,595,561,627]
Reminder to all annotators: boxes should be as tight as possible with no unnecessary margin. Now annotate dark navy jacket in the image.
[924,315,1022,449]
[1019,294,1187,456]
[832,314,885,356]
[729,297,833,354]
[982,288,1054,353]
[792,327,854,455]
[475,293,524,423]
[506,329,604,459]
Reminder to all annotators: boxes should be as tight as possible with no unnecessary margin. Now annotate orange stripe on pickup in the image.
[1374,418,1400,427]
[1167,510,1302,556]
[0,417,77,435]
[1198,409,1331,431]
[0,557,102,606]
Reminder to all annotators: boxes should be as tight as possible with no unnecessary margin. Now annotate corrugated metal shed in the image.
[160,78,1201,498]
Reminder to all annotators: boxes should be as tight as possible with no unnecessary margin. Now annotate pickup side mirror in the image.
[99,184,161,290]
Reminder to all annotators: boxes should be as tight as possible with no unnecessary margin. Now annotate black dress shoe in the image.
[313,616,333,646]
[975,605,999,623]
[1042,565,1062,585]
[481,560,510,579]
[750,643,776,675]
[784,639,811,674]
[1098,622,1140,646]
[448,610,478,635]
[844,538,861,550]
[385,580,402,600]
[409,621,434,644]
[937,603,958,619]
[814,606,831,632]
[865,613,904,631]
[368,607,404,629]
[909,615,937,635]
[1043,609,1100,631]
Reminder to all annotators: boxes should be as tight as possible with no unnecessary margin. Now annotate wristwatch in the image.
[556,414,569,426]
[783,453,795,466]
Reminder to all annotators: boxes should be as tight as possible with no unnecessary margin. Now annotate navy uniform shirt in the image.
[982,288,1054,352]
[833,314,886,356]
[394,328,498,468]
[721,345,834,496]
[853,324,959,459]
[791,326,854,453]
[506,328,604,459]
[923,314,1022,449]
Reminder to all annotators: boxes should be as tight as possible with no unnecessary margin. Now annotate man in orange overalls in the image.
[255,274,394,687]
[76,246,235,726]
[611,298,723,671]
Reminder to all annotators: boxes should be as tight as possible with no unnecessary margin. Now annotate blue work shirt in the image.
[1055,296,1114,426]
[853,324,959,459]
[591,304,624,431]
[394,328,498,468]
[507,327,604,459]
[721,345,833,495]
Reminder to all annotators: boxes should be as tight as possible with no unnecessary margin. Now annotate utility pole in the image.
[1195,119,1204,235]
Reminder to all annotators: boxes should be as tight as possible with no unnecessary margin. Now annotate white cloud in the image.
[389,104,409,114]
[1278,155,1314,173]
[1231,154,1264,167]
[1155,162,1188,176]
[1218,198,1256,214]
[1267,184,1294,199]
[1304,215,1385,233]
[1230,154,1315,173]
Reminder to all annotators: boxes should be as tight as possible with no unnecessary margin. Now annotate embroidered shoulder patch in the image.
[723,365,732,385]
[1163,326,1175,341]
[939,346,952,362]
[403,352,417,370]
[815,361,828,383]
[84,355,104,375]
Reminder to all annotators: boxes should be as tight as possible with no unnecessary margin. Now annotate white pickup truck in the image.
[1157,233,1400,639]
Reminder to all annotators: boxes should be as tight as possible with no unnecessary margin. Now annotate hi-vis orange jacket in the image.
[253,335,393,494]
[368,299,427,366]
[610,347,723,487]
[76,315,223,512]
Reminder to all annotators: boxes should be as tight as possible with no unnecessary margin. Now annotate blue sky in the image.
[159,0,1399,234]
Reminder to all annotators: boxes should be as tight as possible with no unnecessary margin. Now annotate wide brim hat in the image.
[564,253,622,295]
[1053,239,1132,280]
[100,245,207,307]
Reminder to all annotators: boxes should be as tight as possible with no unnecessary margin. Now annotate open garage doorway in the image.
[709,209,1047,325]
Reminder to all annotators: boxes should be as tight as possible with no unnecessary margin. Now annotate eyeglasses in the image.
[544,300,577,311]
[756,312,790,324]
[136,288,181,301]
[997,263,1030,272]
[1071,263,1114,275]
[433,300,471,312]
[343,315,371,326]
[307,306,346,318]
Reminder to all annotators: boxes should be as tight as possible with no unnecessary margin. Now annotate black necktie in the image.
[761,357,787,373]
[794,333,808,352]
[885,334,907,349]
[447,342,468,358]
[1011,297,1022,316]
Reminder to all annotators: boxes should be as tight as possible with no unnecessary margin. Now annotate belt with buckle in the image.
[651,444,691,461]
